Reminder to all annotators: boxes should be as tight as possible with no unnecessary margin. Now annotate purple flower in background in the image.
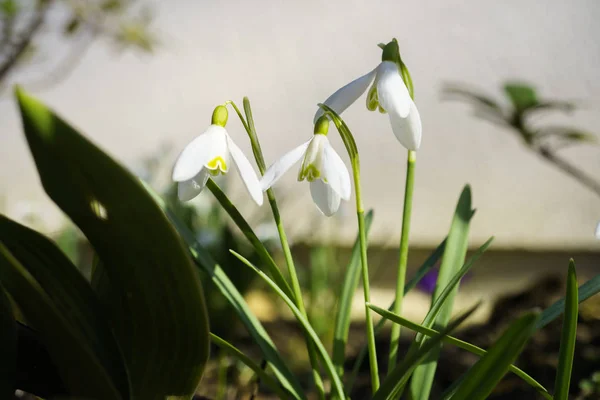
[417,265,472,294]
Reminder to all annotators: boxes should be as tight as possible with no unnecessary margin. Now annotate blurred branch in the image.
[443,81,600,198]
[0,0,52,84]
[539,145,600,198]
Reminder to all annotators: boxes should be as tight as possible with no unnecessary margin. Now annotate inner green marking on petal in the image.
[298,164,321,182]
[206,156,228,175]
[366,85,379,112]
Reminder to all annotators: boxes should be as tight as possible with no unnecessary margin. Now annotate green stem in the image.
[229,99,325,399]
[388,150,416,372]
[353,161,380,393]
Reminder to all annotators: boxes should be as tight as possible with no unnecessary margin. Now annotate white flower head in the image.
[314,38,422,151]
[260,117,351,216]
[172,105,263,205]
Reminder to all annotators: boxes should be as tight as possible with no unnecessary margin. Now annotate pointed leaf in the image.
[14,87,209,398]
[554,260,579,400]
[504,83,539,112]
[410,185,474,399]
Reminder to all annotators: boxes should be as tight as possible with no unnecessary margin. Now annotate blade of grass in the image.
[347,237,447,391]
[447,311,540,400]
[333,209,373,378]
[372,303,479,400]
[210,333,290,399]
[410,185,473,400]
[206,179,293,299]
[231,250,346,400]
[145,184,305,400]
[553,259,578,400]
[368,303,552,399]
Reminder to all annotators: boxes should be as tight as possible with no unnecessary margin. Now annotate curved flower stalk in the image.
[260,116,351,216]
[314,38,422,151]
[172,105,263,205]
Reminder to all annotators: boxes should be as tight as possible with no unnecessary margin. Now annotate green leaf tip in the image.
[14,86,55,142]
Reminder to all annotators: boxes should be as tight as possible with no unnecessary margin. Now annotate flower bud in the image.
[313,115,330,136]
[211,105,229,127]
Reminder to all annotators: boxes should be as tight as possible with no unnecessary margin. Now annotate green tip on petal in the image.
[313,115,330,135]
[211,105,229,127]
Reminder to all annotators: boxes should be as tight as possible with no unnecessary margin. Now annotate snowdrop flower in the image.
[314,38,422,151]
[260,117,351,216]
[172,105,263,205]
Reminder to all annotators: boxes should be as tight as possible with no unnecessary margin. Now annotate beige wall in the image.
[1,0,599,250]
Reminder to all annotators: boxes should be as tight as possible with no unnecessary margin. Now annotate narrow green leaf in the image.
[205,179,293,299]
[347,237,447,392]
[554,260,579,400]
[333,209,373,377]
[0,281,17,399]
[0,244,122,399]
[411,185,473,399]
[15,87,209,398]
[0,216,129,397]
[449,311,540,400]
[368,304,551,399]
[231,250,346,400]
[145,184,305,400]
[372,303,479,400]
[210,333,290,399]
[537,272,600,329]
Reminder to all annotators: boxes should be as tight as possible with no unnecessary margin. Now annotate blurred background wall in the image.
[1,0,599,251]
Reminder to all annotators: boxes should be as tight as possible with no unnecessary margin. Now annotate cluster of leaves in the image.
[1,89,599,400]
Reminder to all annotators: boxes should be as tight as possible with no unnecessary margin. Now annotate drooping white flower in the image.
[314,39,422,151]
[260,117,351,216]
[172,105,263,205]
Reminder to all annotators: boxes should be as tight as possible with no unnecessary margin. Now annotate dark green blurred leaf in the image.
[372,303,479,400]
[553,260,579,400]
[0,215,129,397]
[14,87,209,398]
[0,244,122,398]
[0,280,16,399]
[541,126,598,144]
[333,209,373,377]
[447,311,540,400]
[411,185,474,400]
[504,83,539,112]
[442,84,503,112]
